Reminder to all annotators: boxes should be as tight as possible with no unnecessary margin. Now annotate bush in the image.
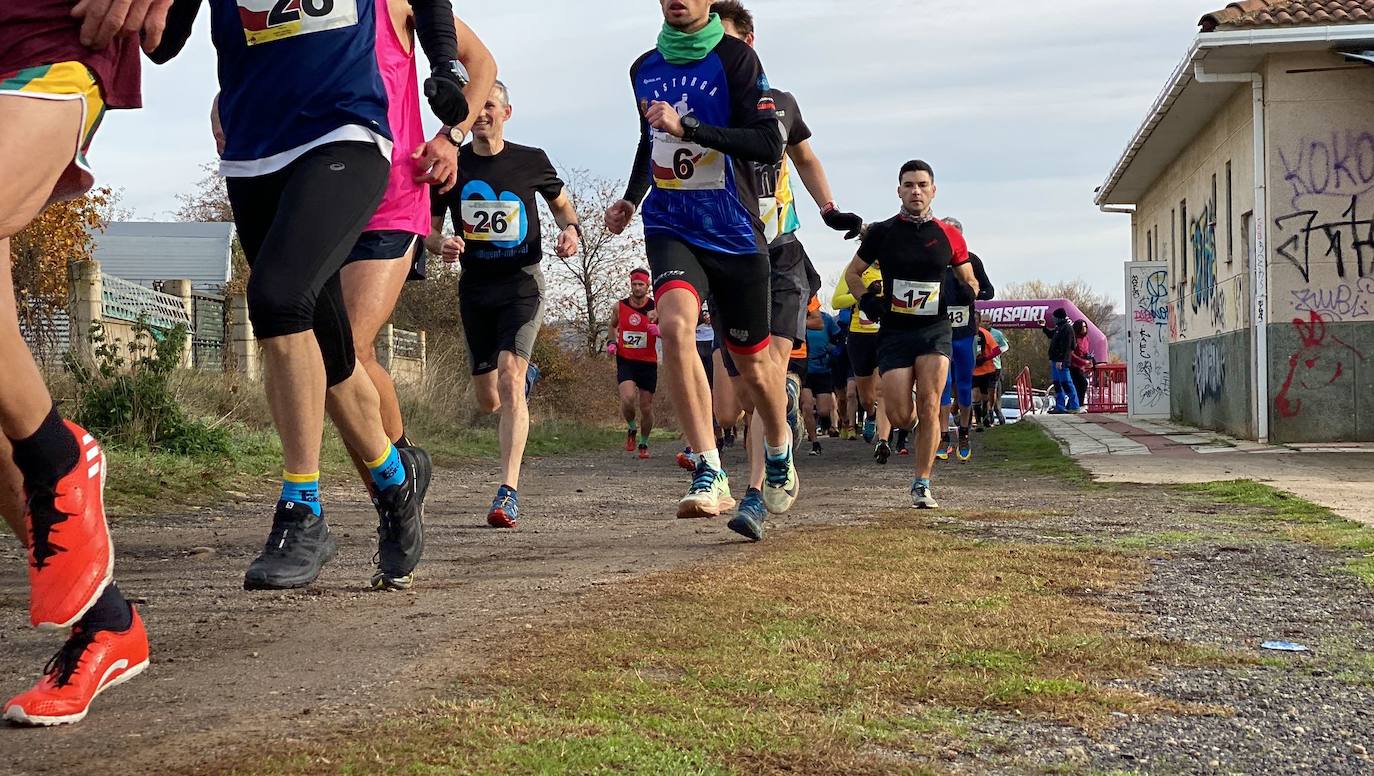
[64,318,232,456]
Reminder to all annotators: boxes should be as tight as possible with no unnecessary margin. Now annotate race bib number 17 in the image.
[461,199,522,242]
[890,279,941,317]
[238,0,359,46]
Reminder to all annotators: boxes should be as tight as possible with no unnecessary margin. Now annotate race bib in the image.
[238,0,359,46]
[759,197,783,243]
[622,330,649,349]
[651,134,726,191]
[889,279,941,317]
[461,199,522,242]
[948,305,970,328]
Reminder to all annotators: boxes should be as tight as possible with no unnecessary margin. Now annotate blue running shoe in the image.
[487,485,519,529]
[727,488,767,542]
[863,417,877,444]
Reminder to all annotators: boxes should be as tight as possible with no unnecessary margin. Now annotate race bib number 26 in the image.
[890,279,941,317]
[651,134,726,191]
[238,0,358,46]
[461,200,522,242]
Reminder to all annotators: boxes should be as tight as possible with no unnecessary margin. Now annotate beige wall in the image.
[1266,51,1374,324]
[1133,85,1256,343]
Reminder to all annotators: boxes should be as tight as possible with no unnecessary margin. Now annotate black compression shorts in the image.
[848,331,880,378]
[648,235,770,355]
[459,268,545,375]
[804,370,835,396]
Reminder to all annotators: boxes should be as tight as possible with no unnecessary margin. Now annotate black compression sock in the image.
[8,404,79,490]
[78,582,133,633]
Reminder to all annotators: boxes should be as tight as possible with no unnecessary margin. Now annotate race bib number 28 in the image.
[651,134,726,191]
[238,0,358,46]
[890,279,941,317]
[461,200,522,242]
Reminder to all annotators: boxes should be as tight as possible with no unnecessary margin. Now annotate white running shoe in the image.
[762,448,799,515]
[677,463,735,519]
[911,480,939,509]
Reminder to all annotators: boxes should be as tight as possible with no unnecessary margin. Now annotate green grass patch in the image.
[217,521,1230,776]
[1111,531,1213,550]
[980,422,1092,484]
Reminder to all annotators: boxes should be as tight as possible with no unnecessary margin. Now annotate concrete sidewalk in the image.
[1029,414,1374,526]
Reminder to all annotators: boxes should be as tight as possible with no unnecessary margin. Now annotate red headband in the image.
[630,269,650,281]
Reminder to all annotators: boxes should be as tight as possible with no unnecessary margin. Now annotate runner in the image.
[933,217,993,463]
[605,0,806,536]
[678,304,719,470]
[832,265,891,458]
[708,1,864,539]
[608,269,659,460]
[986,321,1010,426]
[802,296,841,456]
[151,0,470,590]
[830,306,854,439]
[429,80,579,527]
[842,160,978,509]
[971,311,1003,433]
[0,0,169,726]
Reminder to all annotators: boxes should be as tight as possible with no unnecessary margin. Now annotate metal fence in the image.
[101,274,192,330]
[190,291,226,372]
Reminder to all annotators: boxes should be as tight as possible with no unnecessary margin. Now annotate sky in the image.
[95,0,1222,311]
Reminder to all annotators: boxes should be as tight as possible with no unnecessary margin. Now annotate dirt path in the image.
[0,436,899,775]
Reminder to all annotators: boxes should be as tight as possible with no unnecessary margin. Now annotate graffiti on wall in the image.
[1189,195,1225,329]
[1193,340,1227,406]
[1128,266,1170,412]
[1273,311,1367,419]
[1290,277,1374,321]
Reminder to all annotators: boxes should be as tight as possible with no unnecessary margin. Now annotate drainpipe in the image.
[1099,204,1135,215]
[1194,62,1269,444]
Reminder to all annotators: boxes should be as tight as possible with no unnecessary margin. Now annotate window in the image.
[1241,211,1253,270]
[1225,162,1234,264]
[1146,230,1153,261]
[1179,199,1187,285]
[1170,209,1177,288]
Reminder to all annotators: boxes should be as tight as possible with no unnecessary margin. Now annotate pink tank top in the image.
[364,0,429,236]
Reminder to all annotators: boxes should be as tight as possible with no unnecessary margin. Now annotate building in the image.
[1097,0,1374,443]
[92,221,236,291]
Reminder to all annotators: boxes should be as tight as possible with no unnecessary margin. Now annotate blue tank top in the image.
[211,0,391,177]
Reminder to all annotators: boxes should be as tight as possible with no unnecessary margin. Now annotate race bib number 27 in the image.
[622,331,649,349]
[238,0,358,46]
[890,279,941,317]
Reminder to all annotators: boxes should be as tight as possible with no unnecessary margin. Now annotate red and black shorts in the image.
[647,235,770,355]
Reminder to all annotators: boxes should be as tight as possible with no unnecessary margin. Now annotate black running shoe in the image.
[874,439,892,465]
[809,441,822,456]
[244,502,337,590]
[371,446,431,590]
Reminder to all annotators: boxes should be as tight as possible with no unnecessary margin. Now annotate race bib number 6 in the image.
[461,199,522,242]
[651,134,726,191]
[948,305,970,328]
[238,0,358,46]
[622,330,649,349]
[890,279,941,317]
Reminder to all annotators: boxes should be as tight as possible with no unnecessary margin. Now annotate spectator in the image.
[1069,320,1093,413]
[1042,309,1081,414]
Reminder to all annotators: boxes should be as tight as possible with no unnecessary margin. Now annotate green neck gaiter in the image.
[657,13,725,64]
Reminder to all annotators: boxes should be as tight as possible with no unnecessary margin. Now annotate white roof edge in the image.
[1093,22,1374,207]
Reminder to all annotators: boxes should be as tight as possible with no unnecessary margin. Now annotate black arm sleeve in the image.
[623,125,652,206]
[409,0,458,71]
[971,255,995,301]
[145,0,202,64]
[690,38,784,164]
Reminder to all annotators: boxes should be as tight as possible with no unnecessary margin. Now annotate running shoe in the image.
[809,441,822,456]
[874,439,892,465]
[638,444,651,460]
[25,422,112,630]
[678,462,735,519]
[722,429,736,449]
[486,484,519,530]
[957,435,972,463]
[785,377,804,449]
[828,427,840,439]
[676,448,698,471]
[244,502,337,590]
[3,607,149,726]
[726,487,767,542]
[624,429,636,452]
[862,418,877,444]
[762,447,799,514]
[895,429,910,457]
[936,439,951,461]
[911,480,939,510]
[843,427,857,441]
[370,446,430,590]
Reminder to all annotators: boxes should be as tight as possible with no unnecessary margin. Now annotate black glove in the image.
[424,63,470,126]
[859,290,886,324]
[821,205,864,240]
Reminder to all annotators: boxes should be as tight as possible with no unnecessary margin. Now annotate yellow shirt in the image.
[831,265,883,334]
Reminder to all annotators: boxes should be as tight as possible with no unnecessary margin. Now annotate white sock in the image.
[765,440,789,459]
[701,448,722,471]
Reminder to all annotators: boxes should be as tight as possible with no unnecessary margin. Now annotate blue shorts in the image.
[942,335,975,408]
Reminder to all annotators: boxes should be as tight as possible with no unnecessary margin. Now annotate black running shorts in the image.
[877,321,953,375]
[804,370,835,396]
[848,331,880,378]
[787,356,807,377]
[616,357,658,394]
[769,239,810,343]
[459,267,545,375]
[647,235,770,355]
[973,372,998,394]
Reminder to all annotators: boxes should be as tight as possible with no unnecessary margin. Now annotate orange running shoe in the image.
[4,606,149,726]
[624,430,636,452]
[26,422,112,631]
[675,450,697,471]
[638,444,650,460]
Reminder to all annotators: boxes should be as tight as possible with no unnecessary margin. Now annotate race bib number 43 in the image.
[651,134,726,191]
[461,199,522,242]
[947,305,970,328]
[890,279,941,317]
[622,331,649,349]
[238,0,358,46]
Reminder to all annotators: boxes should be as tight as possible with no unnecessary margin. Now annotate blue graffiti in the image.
[1189,196,1221,327]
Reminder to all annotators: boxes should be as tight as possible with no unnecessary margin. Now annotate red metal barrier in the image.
[1014,367,1033,417]
[1086,364,1128,413]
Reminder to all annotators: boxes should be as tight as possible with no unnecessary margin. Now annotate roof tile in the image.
[1199,0,1374,31]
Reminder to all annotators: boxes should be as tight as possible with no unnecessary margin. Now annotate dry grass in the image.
[221,519,1226,776]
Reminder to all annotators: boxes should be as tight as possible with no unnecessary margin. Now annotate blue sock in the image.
[366,444,407,492]
[281,472,322,515]
[914,477,931,488]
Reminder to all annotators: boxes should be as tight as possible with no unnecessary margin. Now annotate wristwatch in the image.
[680,114,701,141]
[441,125,465,146]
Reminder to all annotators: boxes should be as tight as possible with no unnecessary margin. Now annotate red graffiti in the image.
[1274,311,1366,418]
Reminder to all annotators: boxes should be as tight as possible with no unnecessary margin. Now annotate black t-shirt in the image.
[754,90,812,247]
[856,215,970,331]
[431,141,564,282]
[943,253,994,338]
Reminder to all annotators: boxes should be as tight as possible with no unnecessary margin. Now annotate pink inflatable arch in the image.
[974,299,1108,361]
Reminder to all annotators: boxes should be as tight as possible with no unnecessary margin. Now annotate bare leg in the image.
[617,380,638,426]
[712,349,743,431]
[801,388,818,443]
[913,357,950,480]
[495,352,530,488]
[638,389,655,439]
[747,337,791,490]
[338,256,410,486]
[658,290,715,454]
